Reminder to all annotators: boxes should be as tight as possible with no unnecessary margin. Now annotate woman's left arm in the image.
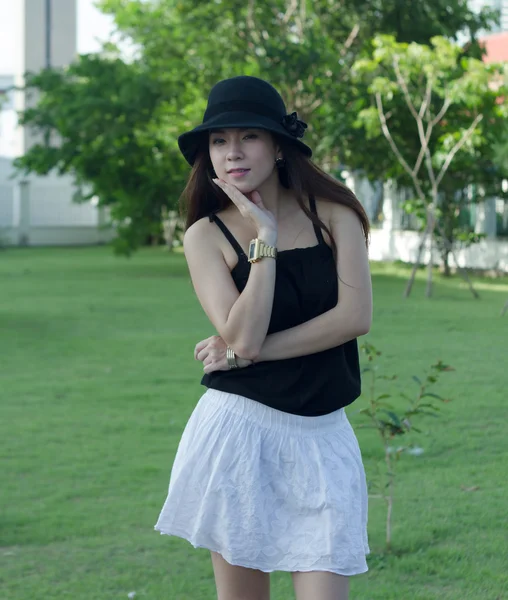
[255,203,372,362]
[196,203,372,372]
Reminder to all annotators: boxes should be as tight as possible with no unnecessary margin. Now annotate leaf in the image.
[384,411,402,426]
[377,402,394,410]
[421,392,444,401]
[416,410,441,418]
[460,485,480,492]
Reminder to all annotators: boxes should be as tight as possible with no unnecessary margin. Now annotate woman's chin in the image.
[231,181,257,194]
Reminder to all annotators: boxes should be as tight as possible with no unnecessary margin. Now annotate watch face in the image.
[248,240,258,261]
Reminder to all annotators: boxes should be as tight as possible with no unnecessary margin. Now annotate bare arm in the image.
[184,182,277,360]
[195,202,372,373]
[254,203,372,362]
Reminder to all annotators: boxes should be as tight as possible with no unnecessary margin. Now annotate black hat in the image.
[178,76,312,165]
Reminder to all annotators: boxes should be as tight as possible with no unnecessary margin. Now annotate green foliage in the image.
[14,55,189,254]
[14,0,498,253]
[352,35,508,188]
[359,341,454,551]
[353,35,508,278]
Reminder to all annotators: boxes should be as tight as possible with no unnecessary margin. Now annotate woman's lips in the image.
[227,169,251,178]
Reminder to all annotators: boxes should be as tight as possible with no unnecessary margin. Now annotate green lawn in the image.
[1,246,507,600]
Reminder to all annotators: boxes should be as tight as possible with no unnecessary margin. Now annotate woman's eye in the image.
[212,138,225,145]
[244,134,258,140]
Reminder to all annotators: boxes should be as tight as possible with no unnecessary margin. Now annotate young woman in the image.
[155,76,372,600]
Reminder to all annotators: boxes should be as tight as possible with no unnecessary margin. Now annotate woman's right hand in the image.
[213,179,277,240]
[195,335,253,374]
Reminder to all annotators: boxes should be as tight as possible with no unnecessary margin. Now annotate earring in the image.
[275,157,286,169]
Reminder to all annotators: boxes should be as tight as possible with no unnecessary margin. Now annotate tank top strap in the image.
[209,213,247,260]
[308,194,326,245]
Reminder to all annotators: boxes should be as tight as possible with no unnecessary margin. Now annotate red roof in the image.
[480,32,508,63]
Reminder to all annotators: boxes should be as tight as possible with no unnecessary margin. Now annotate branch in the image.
[282,0,298,24]
[307,97,323,112]
[435,113,483,188]
[392,57,419,121]
[247,0,260,44]
[375,93,413,176]
[413,132,430,178]
[432,97,452,127]
[340,23,361,57]
[418,76,433,119]
[299,0,306,37]
[375,92,427,203]
[393,60,439,194]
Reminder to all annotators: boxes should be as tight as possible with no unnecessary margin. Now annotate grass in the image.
[1,246,507,600]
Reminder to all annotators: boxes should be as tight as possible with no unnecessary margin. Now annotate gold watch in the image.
[248,238,278,263]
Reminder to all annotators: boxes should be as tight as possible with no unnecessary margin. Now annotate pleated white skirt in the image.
[154,388,370,576]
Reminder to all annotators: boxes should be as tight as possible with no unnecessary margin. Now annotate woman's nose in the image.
[226,140,243,160]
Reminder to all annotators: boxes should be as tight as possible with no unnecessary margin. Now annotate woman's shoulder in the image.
[315,196,361,223]
[183,215,219,252]
[183,209,250,263]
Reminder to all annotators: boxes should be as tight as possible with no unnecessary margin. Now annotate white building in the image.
[0,0,113,247]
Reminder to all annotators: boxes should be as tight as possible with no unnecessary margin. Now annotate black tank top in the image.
[201,195,361,416]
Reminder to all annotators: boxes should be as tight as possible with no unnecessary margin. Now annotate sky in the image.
[0,0,116,75]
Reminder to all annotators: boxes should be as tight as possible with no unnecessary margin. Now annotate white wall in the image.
[0,157,112,246]
[359,178,508,272]
[369,228,508,272]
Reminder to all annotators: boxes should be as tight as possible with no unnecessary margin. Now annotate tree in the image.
[15,0,497,253]
[359,342,453,552]
[353,35,508,297]
[99,0,496,165]
[14,54,189,254]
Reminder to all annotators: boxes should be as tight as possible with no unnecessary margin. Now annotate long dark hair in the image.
[179,135,370,264]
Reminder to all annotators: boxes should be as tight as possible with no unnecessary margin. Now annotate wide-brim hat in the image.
[178,76,312,166]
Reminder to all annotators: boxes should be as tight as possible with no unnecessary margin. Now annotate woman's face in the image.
[209,128,279,193]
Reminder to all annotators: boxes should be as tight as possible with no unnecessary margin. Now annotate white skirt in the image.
[154,388,370,576]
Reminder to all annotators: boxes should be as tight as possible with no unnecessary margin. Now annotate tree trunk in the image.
[444,242,480,299]
[434,220,480,299]
[441,195,454,278]
[426,235,434,297]
[404,208,434,298]
[384,447,394,552]
[404,229,428,298]
[161,209,179,251]
[501,298,508,316]
[442,250,451,277]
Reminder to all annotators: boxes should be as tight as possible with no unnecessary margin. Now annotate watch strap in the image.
[248,238,278,263]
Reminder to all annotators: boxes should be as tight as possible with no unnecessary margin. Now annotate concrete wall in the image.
[347,175,508,273]
[369,228,508,272]
[0,158,113,247]
[0,1,111,247]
